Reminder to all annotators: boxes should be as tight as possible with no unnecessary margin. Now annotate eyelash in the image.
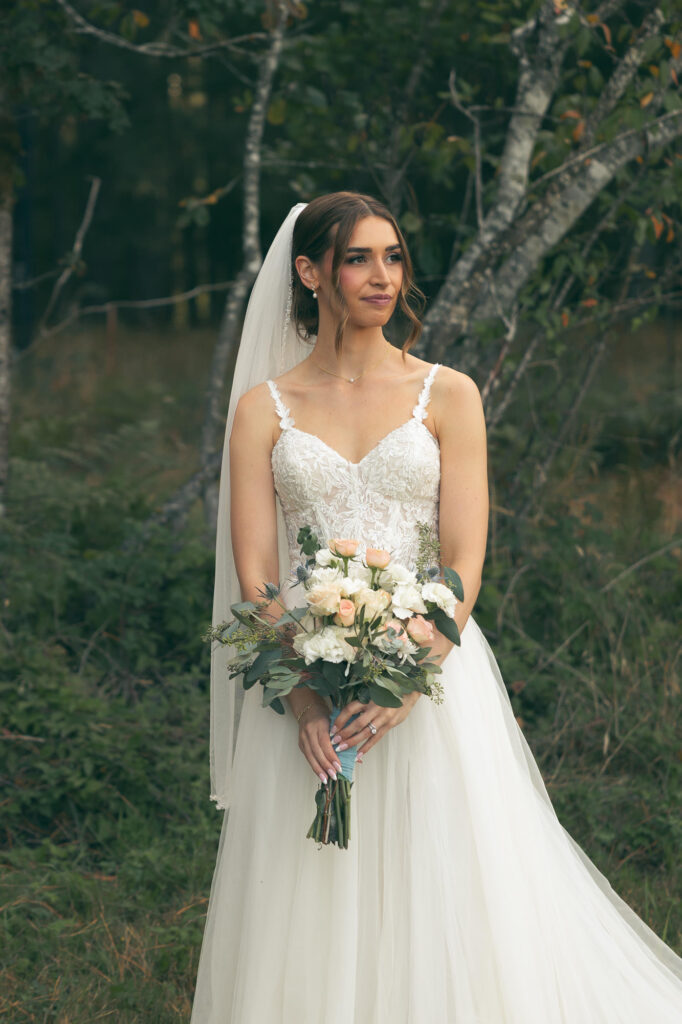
[346,253,403,264]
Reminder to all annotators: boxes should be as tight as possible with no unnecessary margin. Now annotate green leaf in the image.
[367,684,403,708]
[443,566,464,601]
[431,607,461,645]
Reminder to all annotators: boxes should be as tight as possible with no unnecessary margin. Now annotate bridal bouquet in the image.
[206,524,463,849]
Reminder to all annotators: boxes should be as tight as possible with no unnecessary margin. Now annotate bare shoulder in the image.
[431,365,485,439]
[231,380,278,445]
[433,364,482,406]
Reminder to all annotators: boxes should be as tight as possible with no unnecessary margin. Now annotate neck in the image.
[311,318,391,373]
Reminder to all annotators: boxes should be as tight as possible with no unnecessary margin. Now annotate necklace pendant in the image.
[349,376,356,383]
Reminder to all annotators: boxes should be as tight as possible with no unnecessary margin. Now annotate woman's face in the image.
[319,215,404,326]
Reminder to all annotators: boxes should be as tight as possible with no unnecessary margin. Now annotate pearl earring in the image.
[312,289,317,300]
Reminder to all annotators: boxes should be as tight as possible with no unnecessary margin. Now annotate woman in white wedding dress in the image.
[191,192,682,1023]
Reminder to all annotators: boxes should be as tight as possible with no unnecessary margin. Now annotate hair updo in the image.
[290,191,425,356]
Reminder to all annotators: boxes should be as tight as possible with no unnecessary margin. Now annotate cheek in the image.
[338,265,362,297]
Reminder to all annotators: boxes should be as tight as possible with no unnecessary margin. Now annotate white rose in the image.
[294,625,354,665]
[305,581,344,616]
[421,581,457,618]
[355,587,392,620]
[391,582,428,619]
[383,561,418,588]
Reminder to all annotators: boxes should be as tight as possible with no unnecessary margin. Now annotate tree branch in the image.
[473,109,682,319]
[198,2,289,530]
[418,0,569,359]
[37,176,101,333]
[55,0,266,59]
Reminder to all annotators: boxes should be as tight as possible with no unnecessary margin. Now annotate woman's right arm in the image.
[229,385,342,785]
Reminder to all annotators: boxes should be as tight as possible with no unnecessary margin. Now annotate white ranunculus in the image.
[308,565,343,586]
[391,582,428,619]
[421,581,457,618]
[340,574,369,597]
[293,625,354,665]
[383,561,418,588]
[314,547,338,567]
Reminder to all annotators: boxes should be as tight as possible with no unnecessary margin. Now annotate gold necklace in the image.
[312,348,390,384]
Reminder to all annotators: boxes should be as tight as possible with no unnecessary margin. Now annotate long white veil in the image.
[210,202,310,811]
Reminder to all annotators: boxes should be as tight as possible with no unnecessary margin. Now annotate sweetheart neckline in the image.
[271,416,440,468]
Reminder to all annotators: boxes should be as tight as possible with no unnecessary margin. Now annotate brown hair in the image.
[290,191,425,356]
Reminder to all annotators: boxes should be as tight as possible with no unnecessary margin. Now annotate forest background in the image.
[1,0,681,1020]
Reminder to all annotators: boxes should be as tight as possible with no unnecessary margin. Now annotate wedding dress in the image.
[191,362,682,1023]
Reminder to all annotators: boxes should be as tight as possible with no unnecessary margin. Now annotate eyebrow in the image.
[346,244,401,252]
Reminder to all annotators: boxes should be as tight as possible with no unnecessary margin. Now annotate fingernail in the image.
[328,769,337,780]
[336,742,348,752]
[357,753,363,764]
[333,761,342,773]
[329,729,338,740]
[318,772,327,784]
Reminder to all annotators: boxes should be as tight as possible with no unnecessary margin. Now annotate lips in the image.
[362,295,393,305]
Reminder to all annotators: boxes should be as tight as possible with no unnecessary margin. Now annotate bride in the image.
[191,192,682,1022]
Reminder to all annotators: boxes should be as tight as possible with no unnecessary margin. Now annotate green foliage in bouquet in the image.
[205,524,464,718]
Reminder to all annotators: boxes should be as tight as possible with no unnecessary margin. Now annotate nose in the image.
[370,256,391,286]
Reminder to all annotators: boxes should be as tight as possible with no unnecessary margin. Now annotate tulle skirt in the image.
[190,613,682,1023]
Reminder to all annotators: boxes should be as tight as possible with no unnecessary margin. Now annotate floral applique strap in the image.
[266,379,295,430]
[412,363,441,423]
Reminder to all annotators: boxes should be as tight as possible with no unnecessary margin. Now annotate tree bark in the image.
[199,3,288,532]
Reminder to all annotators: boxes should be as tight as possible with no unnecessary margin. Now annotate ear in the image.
[294,254,318,292]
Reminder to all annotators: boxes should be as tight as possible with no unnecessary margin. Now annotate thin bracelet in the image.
[296,702,315,723]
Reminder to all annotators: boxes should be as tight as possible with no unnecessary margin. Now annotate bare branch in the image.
[581,7,665,148]
[473,109,682,319]
[38,176,101,332]
[199,2,289,529]
[55,0,266,59]
[418,0,569,358]
[12,278,238,364]
[382,0,450,211]
[448,70,484,229]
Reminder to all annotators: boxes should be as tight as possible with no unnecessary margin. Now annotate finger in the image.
[336,717,382,751]
[331,700,365,735]
[357,722,388,757]
[332,701,379,741]
[299,732,330,784]
[310,729,341,780]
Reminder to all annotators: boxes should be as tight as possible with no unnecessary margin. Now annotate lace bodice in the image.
[267,364,441,580]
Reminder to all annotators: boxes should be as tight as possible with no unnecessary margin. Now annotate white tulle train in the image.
[190,612,682,1023]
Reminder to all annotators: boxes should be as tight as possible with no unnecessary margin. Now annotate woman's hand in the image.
[330,691,421,761]
[297,700,343,785]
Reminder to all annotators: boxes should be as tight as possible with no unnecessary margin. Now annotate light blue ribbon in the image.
[330,705,360,783]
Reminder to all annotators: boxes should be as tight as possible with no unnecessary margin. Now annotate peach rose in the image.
[329,538,359,557]
[305,581,344,616]
[334,598,356,627]
[365,547,391,569]
[406,614,436,646]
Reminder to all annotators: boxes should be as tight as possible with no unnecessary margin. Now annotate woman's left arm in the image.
[428,366,489,663]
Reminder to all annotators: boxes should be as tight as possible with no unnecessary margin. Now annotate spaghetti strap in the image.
[265,379,295,430]
[412,363,441,423]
